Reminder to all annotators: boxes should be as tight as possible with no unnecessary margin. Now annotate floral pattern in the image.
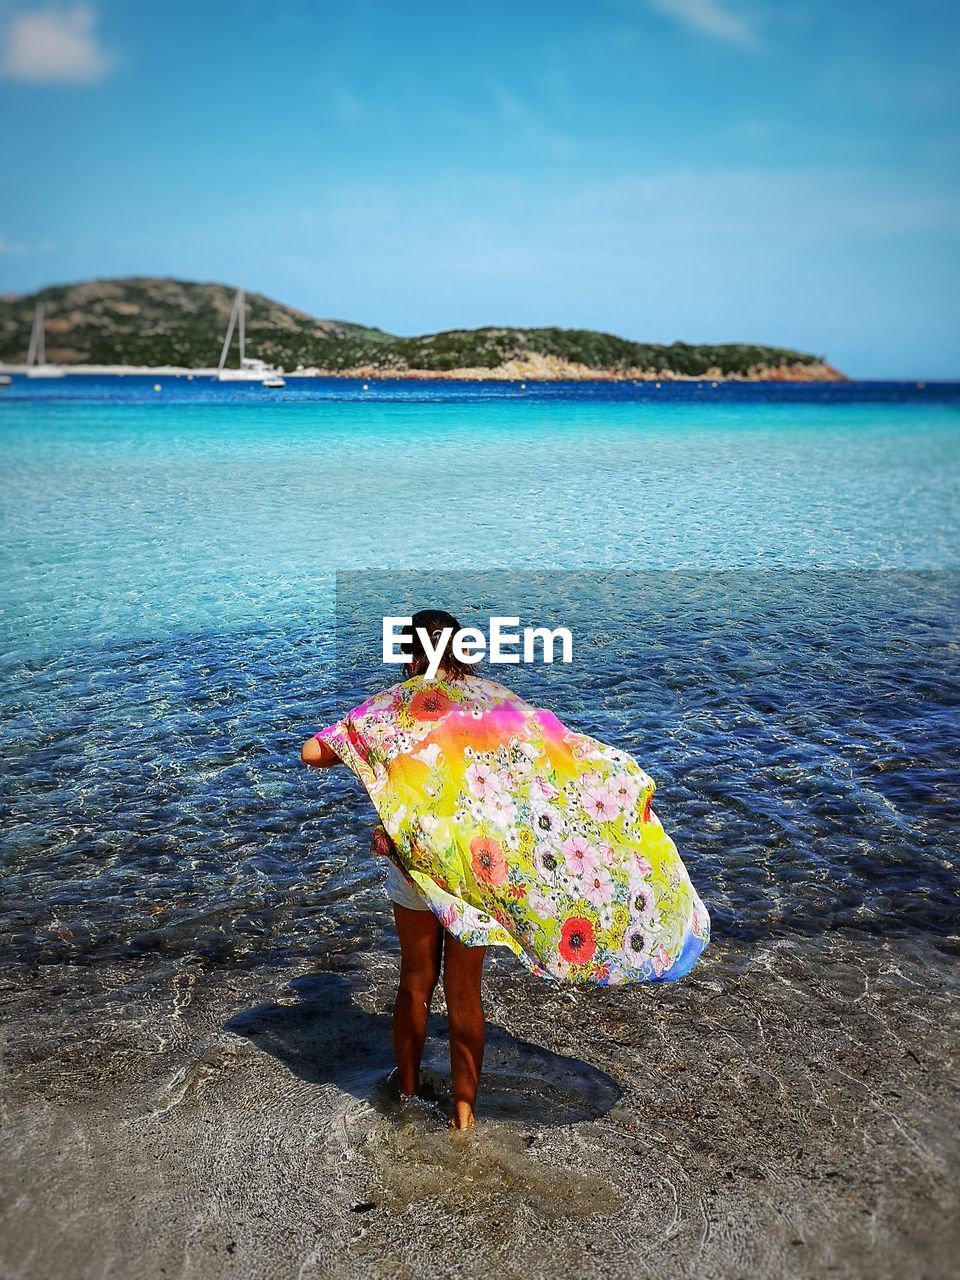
[315,673,710,985]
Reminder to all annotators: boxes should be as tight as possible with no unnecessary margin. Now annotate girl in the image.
[302,609,710,1129]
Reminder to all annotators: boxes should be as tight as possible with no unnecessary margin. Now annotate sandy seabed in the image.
[1,932,958,1280]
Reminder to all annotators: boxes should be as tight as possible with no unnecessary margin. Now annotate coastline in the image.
[0,359,846,382]
[333,357,847,383]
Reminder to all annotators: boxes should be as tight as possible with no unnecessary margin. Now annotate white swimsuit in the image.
[384,859,431,912]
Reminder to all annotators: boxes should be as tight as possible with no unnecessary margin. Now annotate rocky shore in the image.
[0,358,846,382]
[337,355,846,382]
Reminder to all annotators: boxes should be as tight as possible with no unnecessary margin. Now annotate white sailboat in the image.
[216,288,285,386]
[26,303,66,378]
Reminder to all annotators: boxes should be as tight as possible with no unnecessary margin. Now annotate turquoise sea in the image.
[1,376,959,973]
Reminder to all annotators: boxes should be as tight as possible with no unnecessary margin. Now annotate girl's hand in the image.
[371,825,395,858]
[301,736,341,768]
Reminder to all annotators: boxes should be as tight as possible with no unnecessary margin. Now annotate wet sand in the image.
[2,932,958,1280]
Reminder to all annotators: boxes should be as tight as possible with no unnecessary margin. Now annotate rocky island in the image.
[0,277,844,381]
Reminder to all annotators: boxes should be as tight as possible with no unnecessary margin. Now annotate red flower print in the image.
[409,689,454,721]
[558,916,596,966]
[470,836,508,886]
[641,794,653,823]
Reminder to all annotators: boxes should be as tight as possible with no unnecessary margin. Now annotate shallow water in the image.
[2,386,959,656]
[1,382,959,1278]
[2,387,957,974]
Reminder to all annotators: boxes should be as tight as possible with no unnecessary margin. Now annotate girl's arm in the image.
[370,825,395,857]
[301,736,342,768]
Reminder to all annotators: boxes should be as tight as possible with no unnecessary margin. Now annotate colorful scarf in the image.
[316,673,710,984]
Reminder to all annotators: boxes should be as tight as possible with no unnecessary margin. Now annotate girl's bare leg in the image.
[442,934,487,1129]
[392,905,443,1098]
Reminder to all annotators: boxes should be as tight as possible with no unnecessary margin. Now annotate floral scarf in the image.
[315,673,710,985]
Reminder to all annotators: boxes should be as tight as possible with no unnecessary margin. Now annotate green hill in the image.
[0,277,390,369]
[0,277,841,378]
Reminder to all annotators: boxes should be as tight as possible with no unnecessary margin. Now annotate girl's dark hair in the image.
[406,608,473,679]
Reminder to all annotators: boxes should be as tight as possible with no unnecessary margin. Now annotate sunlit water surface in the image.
[2,382,958,975]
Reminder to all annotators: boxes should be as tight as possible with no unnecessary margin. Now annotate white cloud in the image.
[646,0,758,48]
[1,5,114,84]
[0,232,57,253]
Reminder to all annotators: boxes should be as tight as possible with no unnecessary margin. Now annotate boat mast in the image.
[218,289,242,371]
[238,288,245,364]
[27,303,44,367]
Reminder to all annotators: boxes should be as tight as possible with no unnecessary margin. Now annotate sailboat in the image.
[216,288,285,386]
[26,303,66,378]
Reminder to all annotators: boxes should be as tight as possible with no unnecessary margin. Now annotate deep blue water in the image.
[2,372,959,404]
[1,381,958,974]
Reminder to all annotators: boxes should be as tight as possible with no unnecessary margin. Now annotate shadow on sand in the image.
[225,971,622,1127]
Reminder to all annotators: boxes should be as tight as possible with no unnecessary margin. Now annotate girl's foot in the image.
[387,1069,421,1111]
[449,1101,476,1130]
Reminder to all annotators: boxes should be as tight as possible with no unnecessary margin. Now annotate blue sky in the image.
[1,0,957,377]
